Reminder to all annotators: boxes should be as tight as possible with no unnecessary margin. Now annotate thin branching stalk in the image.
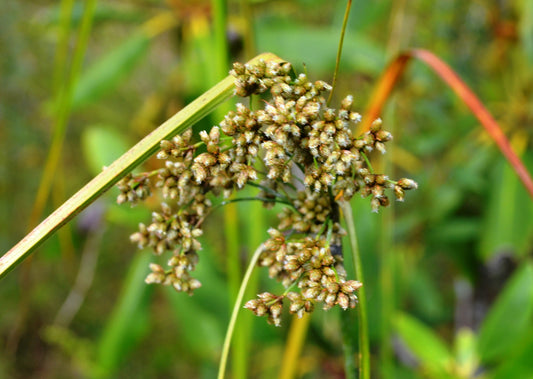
[340,200,370,379]
[218,244,264,379]
[327,0,352,106]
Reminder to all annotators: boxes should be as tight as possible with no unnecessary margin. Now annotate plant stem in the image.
[379,107,396,377]
[340,200,370,379]
[0,52,287,279]
[218,244,264,379]
[233,189,265,378]
[279,313,311,379]
[224,201,243,378]
[327,0,352,107]
[339,305,358,379]
[212,0,228,82]
[359,48,533,198]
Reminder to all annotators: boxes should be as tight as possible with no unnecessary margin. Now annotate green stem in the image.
[234,189,265,378]
[339,306,358,379]
[361,152,374,174]
[218,243,264,379]
[224,201,241,376]
[327,0,352,106]
[0,52,286,279]
[340,200,370,379]
[279,313,311,379]
[212,0,228,82]
[379,109,396,377]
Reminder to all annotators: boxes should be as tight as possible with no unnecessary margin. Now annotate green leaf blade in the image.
[394,312,453,376]
[477,261,533,363]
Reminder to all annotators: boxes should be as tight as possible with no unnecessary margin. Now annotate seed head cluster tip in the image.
[117,59,417,323]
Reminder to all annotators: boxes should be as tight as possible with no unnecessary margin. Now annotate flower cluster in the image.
[118,59,417,323]
[245,229,362,326]
[116,173,151,205]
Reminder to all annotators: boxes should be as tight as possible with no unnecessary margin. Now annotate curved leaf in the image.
[394,312,453,376]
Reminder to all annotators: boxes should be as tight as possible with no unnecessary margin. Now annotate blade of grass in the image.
[339,305,358,379]
[229,189,265,379]
[225,202,243,377]
[359,48,533,198]
[340,200,370,379]
[218,243,264,379]
[0,52,286,279]
[210,2,249,376]
[378,107,396,377]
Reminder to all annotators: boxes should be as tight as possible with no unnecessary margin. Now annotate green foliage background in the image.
[1,0,532,378]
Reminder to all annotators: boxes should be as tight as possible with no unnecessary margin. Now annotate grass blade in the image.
[340,200,370,379]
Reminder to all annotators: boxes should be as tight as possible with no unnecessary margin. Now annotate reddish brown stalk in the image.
[360,48,533,198]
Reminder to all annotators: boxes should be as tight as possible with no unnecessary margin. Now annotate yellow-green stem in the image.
[279,313,311,379]
[212,0,228,82]
[0,52,285,279]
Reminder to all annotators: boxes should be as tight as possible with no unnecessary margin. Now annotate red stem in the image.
[360,48,533,198]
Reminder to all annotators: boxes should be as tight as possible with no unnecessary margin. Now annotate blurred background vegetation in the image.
[1,0,533,378]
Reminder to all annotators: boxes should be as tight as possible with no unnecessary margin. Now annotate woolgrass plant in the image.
[2,2,533,378]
